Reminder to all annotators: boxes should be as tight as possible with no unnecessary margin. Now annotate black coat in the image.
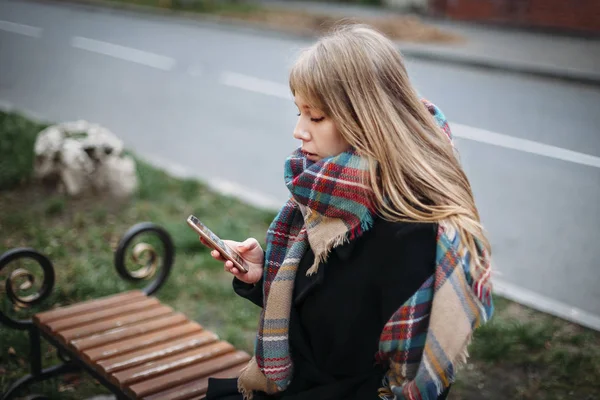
[206,218,450,400]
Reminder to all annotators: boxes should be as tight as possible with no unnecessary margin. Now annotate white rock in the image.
[95,155,138,198]
[33,121,138,197]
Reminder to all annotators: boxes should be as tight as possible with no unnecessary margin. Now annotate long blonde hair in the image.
[289,24,491,277]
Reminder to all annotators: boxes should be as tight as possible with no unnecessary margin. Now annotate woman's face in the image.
[293,94,350,162]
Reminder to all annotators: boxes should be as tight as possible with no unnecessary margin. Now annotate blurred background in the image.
[1,0,599,399]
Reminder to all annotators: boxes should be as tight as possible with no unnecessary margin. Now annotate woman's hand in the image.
[200,237,264,285]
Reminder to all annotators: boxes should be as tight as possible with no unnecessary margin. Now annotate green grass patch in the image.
[457,299,600,399]
[1,110,599,399]
[0,111,45,190]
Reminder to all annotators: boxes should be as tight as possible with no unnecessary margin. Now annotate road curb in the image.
[25,0,600,86]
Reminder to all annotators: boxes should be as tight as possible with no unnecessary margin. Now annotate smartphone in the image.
[186,215,249,273]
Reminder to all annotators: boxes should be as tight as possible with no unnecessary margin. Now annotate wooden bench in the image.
[1,223,251,400]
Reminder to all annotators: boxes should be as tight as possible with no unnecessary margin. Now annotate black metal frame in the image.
[1,222,175,400]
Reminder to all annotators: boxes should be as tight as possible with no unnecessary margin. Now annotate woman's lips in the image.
[301,150,318,158]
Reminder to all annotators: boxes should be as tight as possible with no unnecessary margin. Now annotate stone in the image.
[33,121,138,197]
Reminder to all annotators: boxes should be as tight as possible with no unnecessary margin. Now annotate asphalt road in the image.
[1,0,599,329]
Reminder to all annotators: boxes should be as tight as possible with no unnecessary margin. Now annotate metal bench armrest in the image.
[0,248,55,330]
[114,222,175,296]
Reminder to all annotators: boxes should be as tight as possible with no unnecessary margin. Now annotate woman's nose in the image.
[293,123,311,141]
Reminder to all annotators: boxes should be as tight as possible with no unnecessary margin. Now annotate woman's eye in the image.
[296,111,324,122]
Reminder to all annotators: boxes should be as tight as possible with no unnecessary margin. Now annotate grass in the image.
[1,111,600,399]
[0,111,42,190]
[454,298,600,399]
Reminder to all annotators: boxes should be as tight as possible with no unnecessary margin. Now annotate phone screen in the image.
[188,215,245,268]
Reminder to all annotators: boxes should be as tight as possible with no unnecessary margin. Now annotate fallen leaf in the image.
[58,384,75,392]
[63,373,81,385]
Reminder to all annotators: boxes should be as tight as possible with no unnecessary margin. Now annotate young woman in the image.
[202,24,494,400]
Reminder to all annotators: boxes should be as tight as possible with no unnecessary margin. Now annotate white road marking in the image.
[452,123,600,169]
[220,71,291,100]
[71,36,176,71]
[219,72,600,169]
[493,278,600,332]
[0,20,42,37]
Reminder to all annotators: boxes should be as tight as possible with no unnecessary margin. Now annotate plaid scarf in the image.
[377,221,493,399]
[238,102,493,400]
[238,148,376,398]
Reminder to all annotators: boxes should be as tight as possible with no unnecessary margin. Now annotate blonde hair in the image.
[289,24,491,277]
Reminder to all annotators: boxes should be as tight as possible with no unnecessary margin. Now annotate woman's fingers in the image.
[223,260,238,274]
[202,238,257,282]
[211,249,228,263]
[237,238,259,253]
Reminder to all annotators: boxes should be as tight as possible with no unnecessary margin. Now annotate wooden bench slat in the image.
[96,329,217,374]
[127,351,251,398]
[142,363,248,400]
[46,297,160,332]
[71,313,189,352]
[111,341,235,386]
[85,321,205,363]
[58,305,174,343]
[34,291,145,324]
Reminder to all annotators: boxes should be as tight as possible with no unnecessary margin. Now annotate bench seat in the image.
[33,290,251,400]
